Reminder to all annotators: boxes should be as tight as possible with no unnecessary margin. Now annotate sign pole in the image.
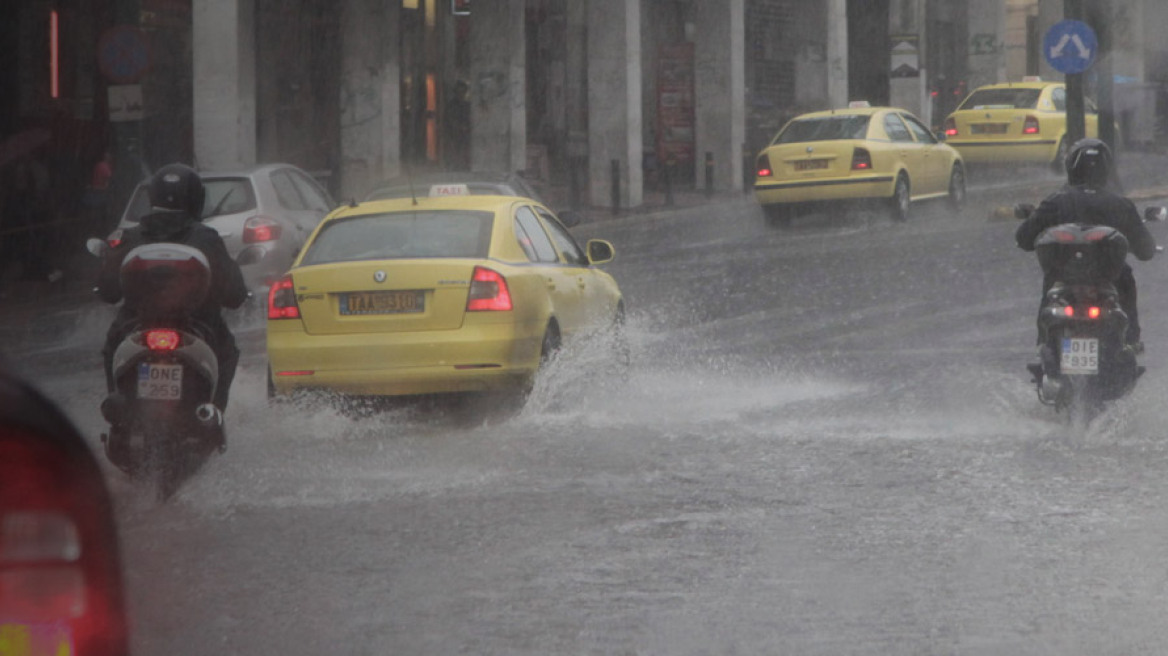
[1089,0,1116,153]
[1063,0,1086,148]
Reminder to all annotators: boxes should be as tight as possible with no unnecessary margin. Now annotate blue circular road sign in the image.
[1043,20,1097,75]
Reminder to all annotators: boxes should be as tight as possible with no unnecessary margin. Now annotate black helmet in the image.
[147,163,205,217]
[1064,138,1113,189]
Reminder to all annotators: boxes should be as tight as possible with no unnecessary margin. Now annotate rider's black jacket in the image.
[1015,184,1157,260]
[96,210,249,326]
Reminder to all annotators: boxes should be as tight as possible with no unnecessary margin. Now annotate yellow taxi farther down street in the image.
[942,80,1100,167]
[265,194,624,402]
[753,104,966,227]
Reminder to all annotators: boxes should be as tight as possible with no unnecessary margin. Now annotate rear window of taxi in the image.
[301,210,494,264]
[958,88,1042,110]
[774,115,870,144]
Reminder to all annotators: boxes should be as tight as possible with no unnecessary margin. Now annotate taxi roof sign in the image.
[429,184,470,197]
[848,100,872,108]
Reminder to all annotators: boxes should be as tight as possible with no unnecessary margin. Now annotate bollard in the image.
[743,144,753,194]
[611,159,620,216]
[664,154,675,206]
[705,152,714,197]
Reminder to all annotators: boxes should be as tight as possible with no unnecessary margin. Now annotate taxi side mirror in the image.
[586,239,615,265]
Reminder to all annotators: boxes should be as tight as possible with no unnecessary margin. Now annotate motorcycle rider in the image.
[96,163,248,446]
[1015,138,1156,350]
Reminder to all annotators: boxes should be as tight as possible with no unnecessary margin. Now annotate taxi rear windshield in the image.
[959,88,1042,110]
[774,116,871,144]
[300,210,494,265]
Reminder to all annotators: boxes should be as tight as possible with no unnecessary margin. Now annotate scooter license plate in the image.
[138,362,183,400]
[1061,338,1099,374]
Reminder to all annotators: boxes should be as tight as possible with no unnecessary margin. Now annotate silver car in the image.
[115,163,336,291]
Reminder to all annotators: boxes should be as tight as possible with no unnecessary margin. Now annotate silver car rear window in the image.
[201,178,257,218]
[300,210,494,265]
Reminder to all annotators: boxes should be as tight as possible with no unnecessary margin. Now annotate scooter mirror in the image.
[1143,206,1167,223]
[86,237,109,257]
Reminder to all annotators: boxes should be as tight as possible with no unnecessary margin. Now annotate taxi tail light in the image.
[466,266,512,312]
[0,429,128,655]
[851,147,872,170]
[267,275,301,320]
[243,215,283,244]
[943,117,958,137]
[105,229,123,249]
[756,154,773,178]
[1023,116,1040,135]
[144,329,181,351]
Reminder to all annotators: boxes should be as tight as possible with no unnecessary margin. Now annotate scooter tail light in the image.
[144,329,180,351]
[1088,306,1101,319]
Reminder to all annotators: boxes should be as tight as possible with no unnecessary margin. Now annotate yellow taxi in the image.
[265,194,624,402]
[753,103,965,227]
[942,79,1100,167]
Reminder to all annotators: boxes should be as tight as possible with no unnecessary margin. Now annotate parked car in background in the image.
[942,79,1107,169]
[753,103,966,227]
[112,163,336,291]
[266,194,623,405]
[364,170,582,226]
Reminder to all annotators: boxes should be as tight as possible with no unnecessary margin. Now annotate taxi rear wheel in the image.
[947,165,966,211]
[889,173,910,222]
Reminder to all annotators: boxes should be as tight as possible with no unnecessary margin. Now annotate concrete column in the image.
[193,0,256,169]
[826,0,849,107]
[968,0,1007,88]
[339,0,401,201]
[587,0,642,209]
[469,0,526,173]
[693,0,745,192]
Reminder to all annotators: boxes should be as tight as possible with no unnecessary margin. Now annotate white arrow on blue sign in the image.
[1043,20,1097,75]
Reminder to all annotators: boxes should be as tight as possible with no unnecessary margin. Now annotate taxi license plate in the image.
[137,362,183,400]
[341,290,424,315]
[971,123,1009,134]
[1061,338,1099,374]
[794,159,829,171]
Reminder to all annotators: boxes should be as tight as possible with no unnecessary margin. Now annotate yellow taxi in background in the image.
[753,103,966,227]
[266,194,624,404]
[942,79,1100,168]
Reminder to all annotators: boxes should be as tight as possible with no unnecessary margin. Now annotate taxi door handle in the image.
[546,278,556,290]
[577,279,586,290]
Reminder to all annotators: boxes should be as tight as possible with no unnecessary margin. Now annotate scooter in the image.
[88,238,225,501]
[1017,205,1164,420]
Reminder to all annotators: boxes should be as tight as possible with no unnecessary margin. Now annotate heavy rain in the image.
[5,1,1168,654]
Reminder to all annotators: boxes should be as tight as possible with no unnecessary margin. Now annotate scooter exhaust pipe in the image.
[195,403,223,429]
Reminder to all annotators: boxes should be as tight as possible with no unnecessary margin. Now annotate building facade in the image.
[3,0,1166,225]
